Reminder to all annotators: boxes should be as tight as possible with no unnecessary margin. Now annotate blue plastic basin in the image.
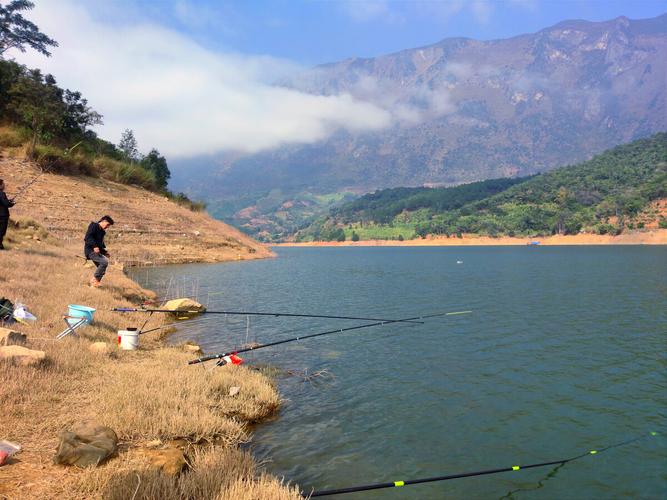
[67,305,96,324]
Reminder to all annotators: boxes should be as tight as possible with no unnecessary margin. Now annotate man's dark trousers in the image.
[88,252,109,280]
[0,218,8,249]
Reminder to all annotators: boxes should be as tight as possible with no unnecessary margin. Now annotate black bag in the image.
[0,297,14,322]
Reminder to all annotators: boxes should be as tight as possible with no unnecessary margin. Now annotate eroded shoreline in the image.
[275,230,667,247]
[0,160,297,499]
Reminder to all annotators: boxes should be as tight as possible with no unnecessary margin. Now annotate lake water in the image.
[130,246,667,499]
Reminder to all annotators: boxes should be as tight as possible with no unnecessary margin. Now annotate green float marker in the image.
[305,432,659,497]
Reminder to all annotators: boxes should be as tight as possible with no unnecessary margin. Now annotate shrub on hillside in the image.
[93,157,157,190]
[168,192,207,212]
[34,144,95,176]
[595,223,621,235]
[0,126,27,147]
[10,216,49,241]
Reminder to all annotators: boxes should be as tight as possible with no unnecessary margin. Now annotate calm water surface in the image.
[130,246,667,499]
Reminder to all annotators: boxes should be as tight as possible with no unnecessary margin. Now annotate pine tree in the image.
[118,129,139,162]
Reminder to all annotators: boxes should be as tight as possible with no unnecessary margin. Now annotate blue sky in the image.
[86,0,667,64]
[14,0,667,158]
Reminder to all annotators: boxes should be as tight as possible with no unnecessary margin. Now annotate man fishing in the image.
[84,215,114,287]
[0,179,15,250]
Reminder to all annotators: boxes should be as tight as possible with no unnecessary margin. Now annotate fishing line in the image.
[137,311,154,335]
[137,324,173,335]
[11,141,82,202]
[498,461,565,499]
[196,317,323,347]
[304,432,659,497]
[188,311,472,365]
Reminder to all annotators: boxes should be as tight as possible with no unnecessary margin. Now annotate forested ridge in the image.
[296,133,667,241]
[0,1,202,209]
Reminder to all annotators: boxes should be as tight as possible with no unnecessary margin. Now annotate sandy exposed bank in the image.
[276,230,667,247]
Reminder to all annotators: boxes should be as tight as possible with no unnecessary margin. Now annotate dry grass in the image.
[0,161,297,499]
[95,349,280,444]
[0,155,273,265]
[0,126,26,148]
[70,446,302,500]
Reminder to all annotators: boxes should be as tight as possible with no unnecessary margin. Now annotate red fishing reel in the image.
[215,353,244,366]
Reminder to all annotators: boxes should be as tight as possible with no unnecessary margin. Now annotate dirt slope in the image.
[0,155,272,266]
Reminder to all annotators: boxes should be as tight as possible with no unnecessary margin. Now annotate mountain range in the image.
[172,13,667,241]
[295,133,667,241]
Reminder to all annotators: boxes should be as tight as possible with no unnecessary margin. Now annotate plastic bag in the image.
[13,304,37,322]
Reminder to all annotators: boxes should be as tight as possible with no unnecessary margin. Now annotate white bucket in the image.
[118,328,140,350]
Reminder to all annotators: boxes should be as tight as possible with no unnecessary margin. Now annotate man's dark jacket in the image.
[84,222,107,257]
[0,191,14,219]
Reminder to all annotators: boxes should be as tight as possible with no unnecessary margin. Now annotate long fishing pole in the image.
[139,324,174,335]
[188,310,472,365]
[11,141,82,202]
[112,307,425,325]
[304,432,659,497]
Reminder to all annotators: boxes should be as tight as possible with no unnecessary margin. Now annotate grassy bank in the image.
[0,154,299,498]
[0,225,300,499]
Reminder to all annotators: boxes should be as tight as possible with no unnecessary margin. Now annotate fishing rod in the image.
[112,307,426,325]
[188,310,472,365]
[11,141,82,202]
[138,324,174,335]
[304,432,659,497]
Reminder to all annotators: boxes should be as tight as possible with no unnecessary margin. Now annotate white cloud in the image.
[414,0,466,23]
[470,1,494,25]
[346,1,502,27]
[445,62,474,79]
[317,72,457,125]
[9,0,393,158]
[339,0,403,24]
[508,0,540,11]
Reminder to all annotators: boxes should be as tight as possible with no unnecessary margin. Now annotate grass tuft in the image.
[72,446,302,500]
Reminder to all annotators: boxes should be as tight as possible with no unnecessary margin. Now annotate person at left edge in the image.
[0,179,15,250]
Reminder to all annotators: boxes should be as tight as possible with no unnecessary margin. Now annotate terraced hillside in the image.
[0,154,272,266]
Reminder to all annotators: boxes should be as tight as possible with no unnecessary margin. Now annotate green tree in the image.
[118,128,139,162]
[8,68,64,157]
[61,89,102,138]
[141,148,170,190]
[0,1,58,57]
[0,59,21,115]
[351,231,359,241]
